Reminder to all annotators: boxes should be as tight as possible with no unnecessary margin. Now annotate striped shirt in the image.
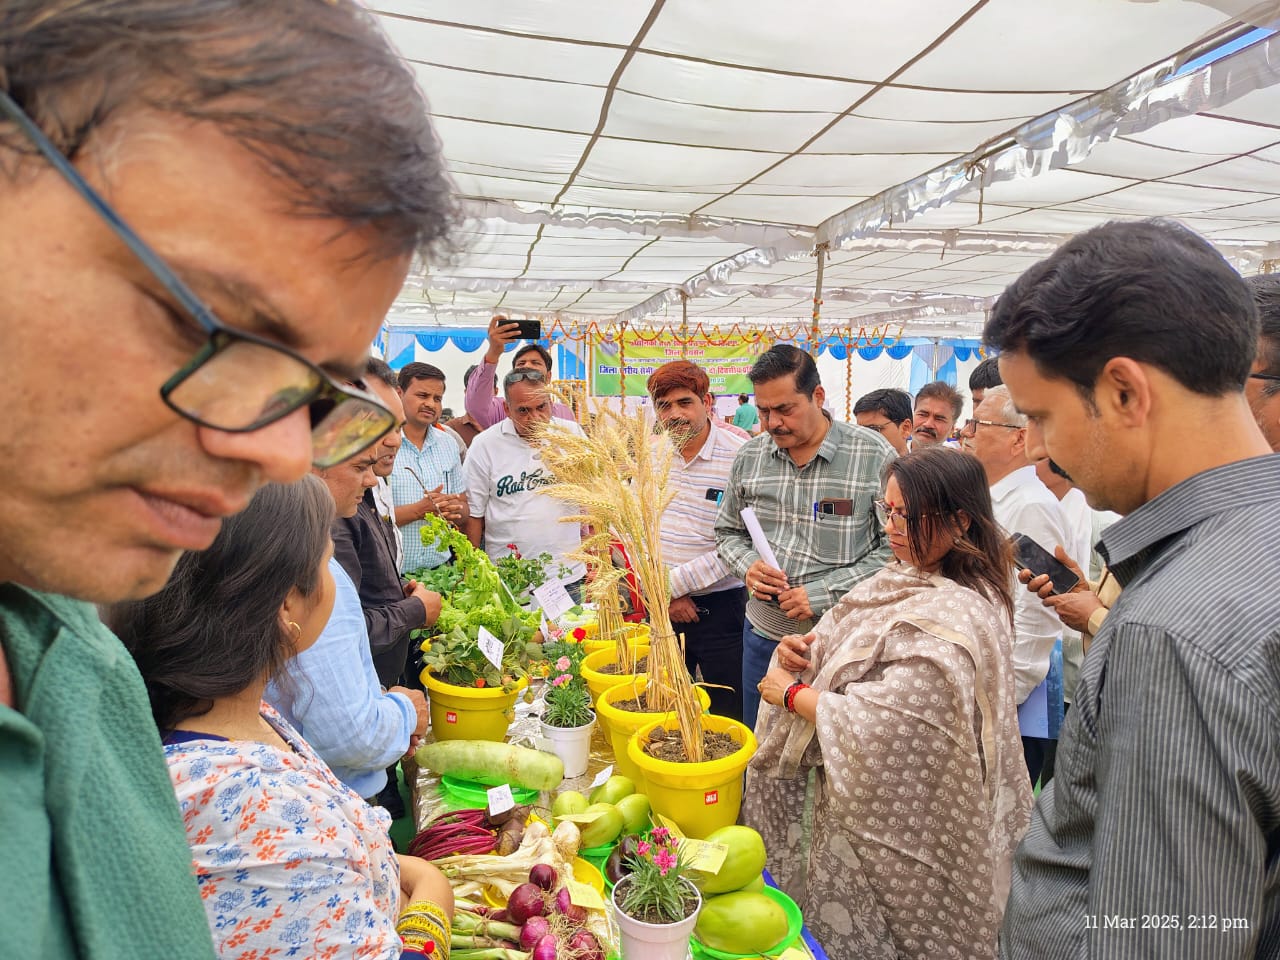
[1000,454,1280,959]
[662,423,748,598]
[714,417,894,639]
[389,426,465,573]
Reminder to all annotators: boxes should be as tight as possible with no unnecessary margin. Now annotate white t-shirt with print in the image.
[465,417,586,587]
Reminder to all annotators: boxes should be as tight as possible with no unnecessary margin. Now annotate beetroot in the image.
[507,882,547,924]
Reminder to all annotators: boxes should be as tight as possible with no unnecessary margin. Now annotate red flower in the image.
[571,627,586,641]
[475,678,486,688]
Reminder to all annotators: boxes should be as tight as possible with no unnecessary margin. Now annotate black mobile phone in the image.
[1010,532,1080,595]
[513,319,542,340]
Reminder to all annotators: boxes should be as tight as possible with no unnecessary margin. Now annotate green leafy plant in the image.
[413,515,540,691]
[541,653,593,728]
[616,826,698,924]
[493,545,570,597]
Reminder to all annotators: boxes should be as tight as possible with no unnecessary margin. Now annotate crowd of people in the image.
[2,4,1279,960]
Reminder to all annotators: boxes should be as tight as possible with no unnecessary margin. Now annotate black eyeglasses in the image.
[504,369,547,387]
[860,421,893,433]
[0,90,395,469]
[1249,373,1280,383]
[961,418,1024,435]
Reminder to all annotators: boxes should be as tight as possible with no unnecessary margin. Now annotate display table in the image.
[412,688,829,960]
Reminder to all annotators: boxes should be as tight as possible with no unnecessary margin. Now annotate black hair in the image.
[985,219,1258,398]
[0,0,457,261]
[853,388,912,424]
[747,344,820,397]
[968,356,1003,391]
[1248,274,1280,397]
[514,342,553,373]
[738,394,749,404]
[398,361,447,393]
[364,356,398,390]
[107,475,335,733]
[885,446,1014,620]
[915,381,965,420]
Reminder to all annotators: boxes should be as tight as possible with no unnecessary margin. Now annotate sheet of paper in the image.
[486,783,514,816]
[590,764,614,788]
[679,839,729,874]
[740,506,782,571]
[476,626,504,671]
[533,579,575,621]
[566,878,606,911]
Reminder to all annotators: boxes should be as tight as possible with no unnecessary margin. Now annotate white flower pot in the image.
[611,877,701,960]
[539,711,595,778]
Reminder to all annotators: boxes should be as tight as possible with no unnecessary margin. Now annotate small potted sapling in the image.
[538,643,595,778]
[610,827,701,959]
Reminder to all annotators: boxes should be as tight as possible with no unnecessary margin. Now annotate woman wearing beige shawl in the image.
[744,447,1032,960]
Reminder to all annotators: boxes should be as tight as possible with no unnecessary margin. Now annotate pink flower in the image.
[551,673,571,687]
[654,847,677,875]
[555,656,571,672]
[651,826,670,843]
[636,840,651,856]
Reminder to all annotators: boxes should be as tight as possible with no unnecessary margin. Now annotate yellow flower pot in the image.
[596,677,710,783]
[581,644,650,707]
[626,713,757,839]
[580,621,651,656]
[421,670,528,742]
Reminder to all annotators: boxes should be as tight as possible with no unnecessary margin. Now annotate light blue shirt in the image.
[266,558,416,799]
[390,427,465,574]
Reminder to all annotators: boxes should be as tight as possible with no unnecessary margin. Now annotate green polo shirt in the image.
[0,584,215,959]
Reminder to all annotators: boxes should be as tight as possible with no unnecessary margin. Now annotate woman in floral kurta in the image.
[747,447,1033,960]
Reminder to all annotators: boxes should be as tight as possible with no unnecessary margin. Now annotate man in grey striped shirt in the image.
[989,219,1280,958]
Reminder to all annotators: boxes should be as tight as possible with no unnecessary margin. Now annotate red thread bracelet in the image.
[784,681,808,713]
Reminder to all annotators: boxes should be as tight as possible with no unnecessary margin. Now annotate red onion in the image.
[519,915,551,949]
[531,932,559,960]
[529,863,558,891]
[568,929,604,960]
[554,885,588,925]
[507,882,547,924]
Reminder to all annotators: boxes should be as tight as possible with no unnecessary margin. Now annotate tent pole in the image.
[679,292,689,359]
[845,324,853,422]
[809,243,827,356]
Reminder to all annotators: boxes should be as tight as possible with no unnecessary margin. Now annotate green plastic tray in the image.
[438,774,539,808]
[690,886,803,959]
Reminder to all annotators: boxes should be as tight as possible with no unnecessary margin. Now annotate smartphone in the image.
[512,319,542,340]
[1010,532,1080,594]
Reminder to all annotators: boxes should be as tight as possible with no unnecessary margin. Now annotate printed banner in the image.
[591,333,766,397]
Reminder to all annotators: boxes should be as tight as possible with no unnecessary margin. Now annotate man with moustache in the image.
[466,370,586,596]
[715,345,894,728]
[991,220,1280,959]
[391,362,468,575]
[912,380,965,447]
[0,3,454,954]
[465,317,575,428]
[648,361,750,721]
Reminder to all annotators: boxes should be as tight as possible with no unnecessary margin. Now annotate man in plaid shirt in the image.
[715,345,895,727]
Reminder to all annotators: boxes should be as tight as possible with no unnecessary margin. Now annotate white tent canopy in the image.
[372,0,1280,338]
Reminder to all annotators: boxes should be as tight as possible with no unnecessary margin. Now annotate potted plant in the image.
[538,643,595,777]
[610,826,701,959]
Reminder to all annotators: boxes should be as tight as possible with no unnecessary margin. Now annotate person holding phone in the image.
[961,386,1071,787]
[464,315,574,429]
[745,446,1031,960]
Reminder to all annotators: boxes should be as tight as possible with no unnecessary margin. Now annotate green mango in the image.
[588,774,635,806]
[551,790,588,819]
[614,792,651,835]
[578,802,625,848]
[691,824,768,894]
[695,891,789,955]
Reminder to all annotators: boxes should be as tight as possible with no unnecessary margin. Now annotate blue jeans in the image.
[741,618,778,730]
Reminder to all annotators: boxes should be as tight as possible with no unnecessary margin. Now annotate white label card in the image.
[590,764,614,788]
[486,783,514,816]
[533,580,575,621]
[476,626,504,671]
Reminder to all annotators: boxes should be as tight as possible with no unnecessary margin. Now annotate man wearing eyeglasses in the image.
[961,386,1070,788]
[992,221,1280,960]
[466,370,586,597]
[853,388,913,456]
[0,4,454,956]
